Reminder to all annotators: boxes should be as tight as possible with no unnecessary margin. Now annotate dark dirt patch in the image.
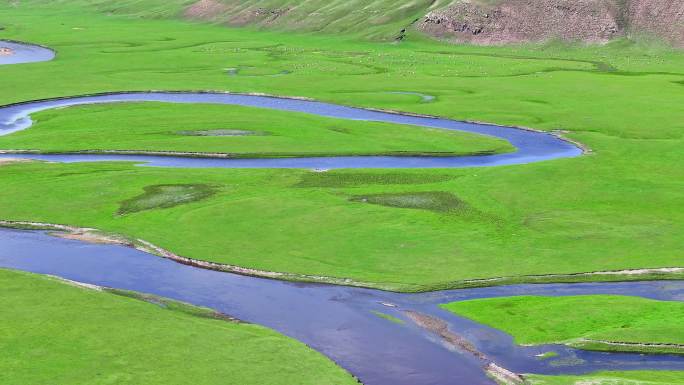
[350,191,468,213]
[118,184,216,215]
[176,129,269,136]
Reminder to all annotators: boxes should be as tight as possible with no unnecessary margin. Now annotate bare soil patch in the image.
[420,0,684,47]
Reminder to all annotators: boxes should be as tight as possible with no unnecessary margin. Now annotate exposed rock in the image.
[485,362,525,385]
[629,0,684,48]
[420,0,622,45]
[403,310,487,359]
[419,0,684,47]
[0,47,15,56]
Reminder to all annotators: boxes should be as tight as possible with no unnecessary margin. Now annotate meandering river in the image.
[0,90,582,168]
[1,41,682,385]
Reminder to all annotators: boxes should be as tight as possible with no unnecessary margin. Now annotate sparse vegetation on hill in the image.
[18,0,684,46]
[421,0,684,48]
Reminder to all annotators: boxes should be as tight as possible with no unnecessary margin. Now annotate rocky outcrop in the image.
[419,0,684,47]
[420,0,621,45]
[629,0,684,48]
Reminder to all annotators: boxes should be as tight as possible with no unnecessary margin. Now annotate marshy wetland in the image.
[1,2,683,385]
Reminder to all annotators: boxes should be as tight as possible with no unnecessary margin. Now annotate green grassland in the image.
[526,371,684,385]
[442,295,684,354]
[2,160,683,291]
[0,268,357,385]
[0,4,683,289]
[0,102,511,157]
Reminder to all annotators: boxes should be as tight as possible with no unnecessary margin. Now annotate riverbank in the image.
[0,99,514,158]
[0,268,359,385]
[442,295,684,355]
[3,226,683,385]
[3,220,684,293]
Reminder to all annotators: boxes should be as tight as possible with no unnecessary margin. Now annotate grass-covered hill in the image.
[20,0,451,40]
[17,0,684,46]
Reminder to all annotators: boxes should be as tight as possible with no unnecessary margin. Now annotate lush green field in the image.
[0,4,683,290]
[526,371,684,385]
[442,295,684,354]
[0,102,511,157]
[0,268,357,385]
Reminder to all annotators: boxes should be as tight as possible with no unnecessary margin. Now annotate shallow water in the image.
[1,228,682,385]
[0,40,55,65]
[387,91,436,102]
[0,91,582,169]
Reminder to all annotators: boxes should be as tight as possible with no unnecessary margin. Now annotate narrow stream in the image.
[0,91,582,169]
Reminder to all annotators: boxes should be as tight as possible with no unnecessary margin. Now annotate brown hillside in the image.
[419,0,684,47]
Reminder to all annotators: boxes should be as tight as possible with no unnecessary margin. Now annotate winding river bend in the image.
[1,41,682,385]
[0,91,582,168]
[1,228,684,385]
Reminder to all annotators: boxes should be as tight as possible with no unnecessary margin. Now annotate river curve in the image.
[0,91,582,169]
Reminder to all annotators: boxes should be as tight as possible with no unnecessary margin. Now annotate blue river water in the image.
[0,91,582,169]
[1,228,682,385]
[0,40,55,65]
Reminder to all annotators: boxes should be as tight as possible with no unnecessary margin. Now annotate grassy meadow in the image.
[526,371,684,385]
[0,3,682,290]
[0,268,357,385]
[1,2,683,384]
[442,295,684,354]
[0,102,511,157]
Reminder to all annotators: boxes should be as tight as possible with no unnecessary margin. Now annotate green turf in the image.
[535,351,558,360]
[0,102,512,157]
[526,371,684,385]
[0,4,682,290]
[371,311,404,324]
[0,268,357,385]
[441,295,684,354]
